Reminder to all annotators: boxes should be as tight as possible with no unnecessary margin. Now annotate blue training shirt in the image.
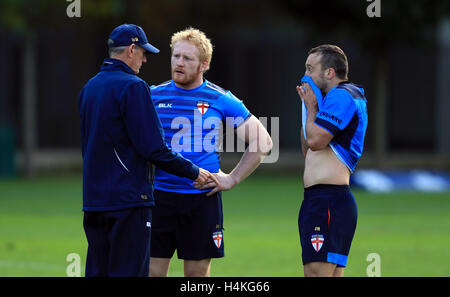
[301,75,323,140]
[314,82,368,173]
[151,80,251,193]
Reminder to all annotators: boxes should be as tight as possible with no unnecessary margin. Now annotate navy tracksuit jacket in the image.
[78,58,201,277]
[78,58,200,211]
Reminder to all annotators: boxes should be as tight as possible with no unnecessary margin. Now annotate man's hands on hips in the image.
[195,168,219,187]
[193,170,237,197]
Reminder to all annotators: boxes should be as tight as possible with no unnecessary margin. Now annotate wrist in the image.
[306,105,318,113]
[193,165,200,180]
[228,172,239,188]
[307,107,318,122]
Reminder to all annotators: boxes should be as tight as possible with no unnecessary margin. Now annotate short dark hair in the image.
[308,44,348,80]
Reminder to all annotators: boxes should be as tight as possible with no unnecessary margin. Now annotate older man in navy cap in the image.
[78,24,216,277]
[107,24,160,74]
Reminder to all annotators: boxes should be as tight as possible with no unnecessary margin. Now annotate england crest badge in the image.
[212,231,223,248]
[197,101,209,115]
[311,234,324,252]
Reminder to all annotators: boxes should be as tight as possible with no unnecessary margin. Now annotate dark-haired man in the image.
[297,44,368,277]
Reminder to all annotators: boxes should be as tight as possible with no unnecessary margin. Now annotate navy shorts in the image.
[151,189,224,260]
[83,207,152,277]
[298,184,358,268]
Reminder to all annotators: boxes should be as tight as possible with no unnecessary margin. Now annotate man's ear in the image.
[326,68,336,80]
[126,44,136,58]
[200,60,209,72]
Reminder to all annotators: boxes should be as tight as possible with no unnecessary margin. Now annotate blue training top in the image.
[313,81,368,173]
[151,80,251,193]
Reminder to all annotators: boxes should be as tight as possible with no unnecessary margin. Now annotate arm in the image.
[123,81,212,183]
[297,84,334,151]
[300,128,308,157]
[195,115,273,196]
[229,115,273,184]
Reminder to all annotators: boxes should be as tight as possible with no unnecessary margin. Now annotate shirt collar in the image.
[100,58,136,75]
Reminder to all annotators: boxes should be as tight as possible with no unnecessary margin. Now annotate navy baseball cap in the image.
[108,24,160,54]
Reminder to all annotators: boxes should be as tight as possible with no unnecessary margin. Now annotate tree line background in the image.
[0,0,449,177]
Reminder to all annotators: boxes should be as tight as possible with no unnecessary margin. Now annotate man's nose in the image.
[176,57,184,66]
[143,55,147,63]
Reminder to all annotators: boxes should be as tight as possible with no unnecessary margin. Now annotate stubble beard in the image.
[172,65,203,88]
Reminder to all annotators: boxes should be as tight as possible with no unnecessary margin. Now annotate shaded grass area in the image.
[0,174,449,276]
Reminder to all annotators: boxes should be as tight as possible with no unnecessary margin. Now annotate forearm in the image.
[305,105,318,139]
[151,146,199,180]
[298,83,333,152]
[229,148,266,186]
[301,128,308,157]
[229,115,272,184]
[305,105,327,150]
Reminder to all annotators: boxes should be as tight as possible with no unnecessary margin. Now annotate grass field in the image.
[0,173,449,277]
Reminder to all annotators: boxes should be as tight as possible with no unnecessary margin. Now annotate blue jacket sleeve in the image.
[122,80,199,180]
[78,87,86,157]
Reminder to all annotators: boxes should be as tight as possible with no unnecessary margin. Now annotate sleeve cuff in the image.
[314,118,340,136]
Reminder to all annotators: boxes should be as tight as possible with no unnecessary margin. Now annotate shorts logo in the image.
[212,231,223,248]
[197,101,210,115]
[311,234,324,252]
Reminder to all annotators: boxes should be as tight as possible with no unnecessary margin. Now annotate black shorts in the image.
[83,207,152,277]
[150,189,224,260]
[298,184,358,268]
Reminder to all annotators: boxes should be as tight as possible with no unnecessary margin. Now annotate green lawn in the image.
[0,174,449,276]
